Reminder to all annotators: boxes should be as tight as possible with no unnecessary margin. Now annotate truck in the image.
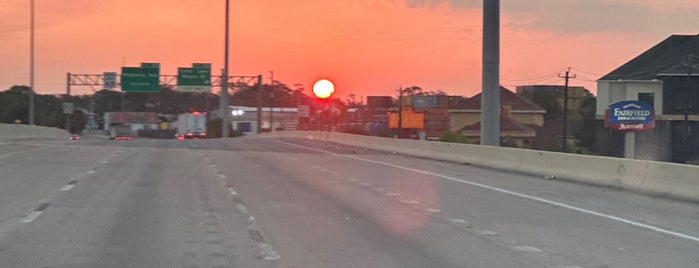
[175,112,207,139]
[109,124,132,140]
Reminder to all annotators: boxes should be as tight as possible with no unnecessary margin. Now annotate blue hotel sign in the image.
[605,100,655,131]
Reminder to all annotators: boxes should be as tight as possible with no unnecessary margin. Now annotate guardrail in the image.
[257,131,699,202]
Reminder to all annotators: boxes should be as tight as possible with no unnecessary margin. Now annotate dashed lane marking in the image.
[515,245,543,253]
[449,218,468,224]
[21,202,50,223]
[276,140,699,244]
[21,211,43,223]
[60,184,75,191]
[227,188,238,196]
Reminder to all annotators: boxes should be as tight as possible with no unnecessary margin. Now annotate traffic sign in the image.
[62,102,74,114]
[177,63,211,92]
[121,63,160,92]
[103,72,117,89]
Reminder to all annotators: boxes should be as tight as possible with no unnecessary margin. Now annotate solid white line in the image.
[276,140,699,244]
[21,211,43,223]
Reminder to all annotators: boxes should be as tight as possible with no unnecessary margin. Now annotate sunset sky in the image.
[1,0,697,99]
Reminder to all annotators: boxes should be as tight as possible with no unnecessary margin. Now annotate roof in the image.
[600,34,699,80]
[451,86,545,112]
[459,116,535,133]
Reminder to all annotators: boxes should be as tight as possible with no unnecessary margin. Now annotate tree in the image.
[573,94,597,152]
[519,90,562,120]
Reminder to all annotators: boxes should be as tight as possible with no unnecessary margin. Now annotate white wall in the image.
[597,80,664,115]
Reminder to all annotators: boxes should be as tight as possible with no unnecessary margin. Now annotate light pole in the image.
[269,70,274,132]
[29,0,35,125]
[481,0,500,146]
[220,0,230,138]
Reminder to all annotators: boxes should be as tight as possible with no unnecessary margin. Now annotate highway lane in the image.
[0,136,697,267]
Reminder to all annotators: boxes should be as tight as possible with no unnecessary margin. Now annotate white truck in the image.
[175,112,207,139]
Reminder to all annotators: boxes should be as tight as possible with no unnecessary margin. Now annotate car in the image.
[69,134,80,140]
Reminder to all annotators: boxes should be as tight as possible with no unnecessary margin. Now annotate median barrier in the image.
[0,124,70,141]
[258,131,699,202]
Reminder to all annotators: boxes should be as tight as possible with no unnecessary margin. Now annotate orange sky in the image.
[1,0,697,99]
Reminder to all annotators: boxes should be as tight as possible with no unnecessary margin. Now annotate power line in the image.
[502,68,569,82]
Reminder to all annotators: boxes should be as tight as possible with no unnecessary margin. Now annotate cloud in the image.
[402,0,699,34]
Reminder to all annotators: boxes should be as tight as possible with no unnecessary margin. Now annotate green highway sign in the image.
[121,63,160,92]
[177,63,211,92]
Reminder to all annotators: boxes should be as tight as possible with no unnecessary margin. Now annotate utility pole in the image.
[397,86,403,138]
[220,0,230,138]
[29,0,35,125]
[559,67,576,153]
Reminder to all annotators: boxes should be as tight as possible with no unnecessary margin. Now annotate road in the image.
[0,136,697,267]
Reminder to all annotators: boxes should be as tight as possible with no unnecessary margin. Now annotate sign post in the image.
[605,101,655,131]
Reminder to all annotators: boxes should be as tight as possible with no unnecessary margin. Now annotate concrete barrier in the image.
[0,124,70,141]
[257,131,699,202]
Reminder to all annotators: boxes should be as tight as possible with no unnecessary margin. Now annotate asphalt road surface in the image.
[0,135,697,268]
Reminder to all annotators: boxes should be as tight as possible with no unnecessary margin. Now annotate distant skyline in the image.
[1,0,697,99]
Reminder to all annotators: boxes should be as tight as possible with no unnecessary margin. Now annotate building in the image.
[449,86,546,147]
[596,34,699,163]
[227,106,299,133]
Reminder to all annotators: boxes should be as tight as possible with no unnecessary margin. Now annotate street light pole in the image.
[269,70,274,132]
[29,0,35,125]
[481,0,500,146]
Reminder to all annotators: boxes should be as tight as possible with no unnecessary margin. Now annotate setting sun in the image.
[312,79,335,99]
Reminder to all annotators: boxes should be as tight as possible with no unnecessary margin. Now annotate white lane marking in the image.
[425,208,442,213]
[359,182,371,187]
[259,243,281,261]
[21,211,43,223]
[401,200,420,205]
[386,193,400,197]
[235,204,249,214]
[60,184,75,191]
[449,218,468,224]
[227,188,238,195]
[373,187,385,192]
[515,245,543,253]
[86,169,96,175]
[218,174,227,179]
[480,230,499,236]
[101,160,108,164]
[277,140,699,244]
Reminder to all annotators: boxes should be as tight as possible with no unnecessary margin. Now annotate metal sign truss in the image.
[66,73,261,95]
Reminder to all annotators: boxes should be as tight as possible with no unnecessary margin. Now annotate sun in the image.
[312,79,335,99]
